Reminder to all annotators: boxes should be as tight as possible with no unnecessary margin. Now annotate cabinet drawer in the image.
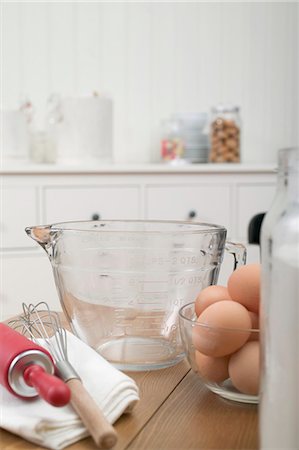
[43,185,140,223]
[145,184,231,234]
[236,183,275,241]
[1,186,38,249]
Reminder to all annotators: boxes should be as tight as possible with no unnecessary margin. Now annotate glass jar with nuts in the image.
[209,105,241,163]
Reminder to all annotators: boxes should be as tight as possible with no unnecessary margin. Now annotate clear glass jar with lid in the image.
[209,104,241,163]
[160,117,185,164]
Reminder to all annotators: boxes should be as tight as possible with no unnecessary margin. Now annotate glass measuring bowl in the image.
[26,220,246,371]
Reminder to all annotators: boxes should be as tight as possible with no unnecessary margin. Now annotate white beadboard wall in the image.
[2,2,298,164]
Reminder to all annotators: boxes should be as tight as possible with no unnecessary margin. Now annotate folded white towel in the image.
[0,331,139,449]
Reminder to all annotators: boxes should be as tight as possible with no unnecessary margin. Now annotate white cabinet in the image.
[1,186,39,249]
[44,185,140,223]
[146,183,231,232]
[1,252,58,319]
[0,164,276,319]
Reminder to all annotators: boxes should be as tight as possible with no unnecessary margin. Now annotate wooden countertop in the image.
[0,359,258,450]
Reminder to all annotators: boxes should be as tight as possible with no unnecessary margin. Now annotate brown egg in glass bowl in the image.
[178,302,260,404]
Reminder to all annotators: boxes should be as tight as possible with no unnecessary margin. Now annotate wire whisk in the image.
[9,301,118,450]
[9,303,78,382]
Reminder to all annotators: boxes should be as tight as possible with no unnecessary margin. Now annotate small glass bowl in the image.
[179,302,259,404]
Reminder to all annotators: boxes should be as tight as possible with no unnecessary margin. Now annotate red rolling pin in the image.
[0,323,70,406]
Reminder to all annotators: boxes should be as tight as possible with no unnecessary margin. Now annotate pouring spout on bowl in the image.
[25,225,53,255]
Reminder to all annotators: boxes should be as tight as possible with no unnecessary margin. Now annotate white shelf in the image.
[0,161,276,175]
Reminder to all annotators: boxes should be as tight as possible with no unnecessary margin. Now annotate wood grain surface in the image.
[127,369,258,450]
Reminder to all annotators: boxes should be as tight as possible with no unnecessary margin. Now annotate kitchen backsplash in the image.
[2,2,298,164]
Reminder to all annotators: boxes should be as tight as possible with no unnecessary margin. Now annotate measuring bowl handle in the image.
[225,241,247,271]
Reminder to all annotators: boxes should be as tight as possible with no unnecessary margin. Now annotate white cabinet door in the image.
[0,251,59,320]
[43,185,140,223]
[236,184,276,241]
[145,184,232,235]
[1,186,39,249]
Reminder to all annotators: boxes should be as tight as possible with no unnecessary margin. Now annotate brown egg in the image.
[195,351,229,383]
[227,263,261,313]
[228,340,260,395]
[195,285,231,316]
[248,311,259,341]
[192,300,252,357]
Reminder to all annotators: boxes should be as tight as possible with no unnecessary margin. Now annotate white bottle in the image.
[260,147,299,449]
[261,149,289,245]
[261,149,290,319]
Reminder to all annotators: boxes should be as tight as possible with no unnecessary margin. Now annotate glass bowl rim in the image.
[27,219,227,235]
[178,302,259,334]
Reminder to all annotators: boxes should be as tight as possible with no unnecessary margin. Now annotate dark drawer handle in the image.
[188,210,197,219]
[91,213,101,221]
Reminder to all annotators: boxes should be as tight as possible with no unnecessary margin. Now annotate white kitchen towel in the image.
[0,331,139,449]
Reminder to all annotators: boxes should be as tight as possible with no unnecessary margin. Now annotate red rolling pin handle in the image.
[0,323,70,406]
[23,365,71,406]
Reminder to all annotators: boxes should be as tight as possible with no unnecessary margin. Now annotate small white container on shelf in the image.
[172,113,209,163]
[1,110,30,162]
[160,113,209,165]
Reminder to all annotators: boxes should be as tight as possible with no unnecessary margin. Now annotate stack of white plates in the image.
[172,113,209,163]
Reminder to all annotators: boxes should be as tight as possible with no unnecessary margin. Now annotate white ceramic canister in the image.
[56,95,113,165]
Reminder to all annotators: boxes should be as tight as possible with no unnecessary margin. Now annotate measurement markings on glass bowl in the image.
[170,274,203,286]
